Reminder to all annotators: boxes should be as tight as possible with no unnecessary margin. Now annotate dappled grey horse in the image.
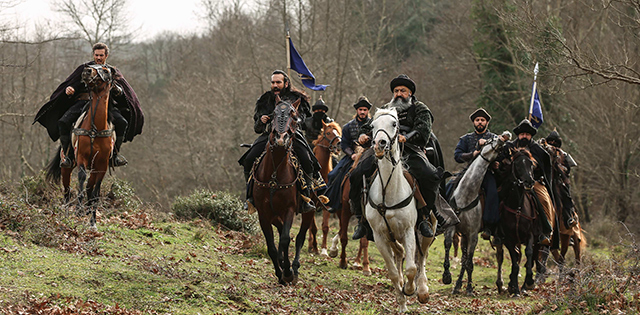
[442,131,511,295]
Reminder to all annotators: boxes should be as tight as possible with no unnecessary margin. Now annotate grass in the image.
[0,177,638,314]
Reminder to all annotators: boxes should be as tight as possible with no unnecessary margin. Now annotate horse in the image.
[327,148,371,275]
[46,64,116,229]
[366,108,436,312]
[442,131,511,295]
[542,143,587,267]
[307,120,341,256]
[495,148,542,296]
[250,96,315,285]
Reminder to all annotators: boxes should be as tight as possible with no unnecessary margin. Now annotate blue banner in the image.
[530,85,544,129]
[289,38,329,91]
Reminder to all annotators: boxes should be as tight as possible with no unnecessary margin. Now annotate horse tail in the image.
[45,146,62,184]
[577,222,587,250]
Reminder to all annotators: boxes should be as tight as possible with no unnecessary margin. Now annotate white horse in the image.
[442,131,511,295]
[366,108,436,313]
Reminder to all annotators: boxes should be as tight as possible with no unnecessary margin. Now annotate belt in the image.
[76,93,90,101]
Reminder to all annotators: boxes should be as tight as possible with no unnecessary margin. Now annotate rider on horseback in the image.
[34,42,144,168]
[454,108,502,243]
[543,130,579,229]
[324,96,373,212]
[498,119,555,246]
[238,70,323,213]
[350,74,459,239]
[303,97,335,148]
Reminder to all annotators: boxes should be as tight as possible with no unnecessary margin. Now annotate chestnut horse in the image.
[250,97,315,285]
[307,120,341,255]
[328,150,371,275]
[495,148,542,296]
[46,64,115,229]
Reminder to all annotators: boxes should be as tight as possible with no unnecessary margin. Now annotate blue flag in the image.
[289,38,329,91]
[529,85,544,129]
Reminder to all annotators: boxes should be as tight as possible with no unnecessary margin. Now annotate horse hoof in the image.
[291,275,299,285]
[362,267,371,276]
[321,248,330,257]
[417,292,429,304]
[442,271,452,285]
[402,283,416,296]
[328,248,337,258]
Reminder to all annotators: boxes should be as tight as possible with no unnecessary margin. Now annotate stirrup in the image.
[539,235,551,246]
[112,154,128,167]
[352,221,368,240]
[567,217,577,228]
[481,228,491,241]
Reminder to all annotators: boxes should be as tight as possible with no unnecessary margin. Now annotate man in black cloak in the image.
[34,42,144,168]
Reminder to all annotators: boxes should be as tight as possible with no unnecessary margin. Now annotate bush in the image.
[172,190,258,234]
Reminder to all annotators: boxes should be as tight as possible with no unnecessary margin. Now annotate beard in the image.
[516,137,531,148]
[271,87,281,94]
[474,124,486,133]
[390,95,410,108]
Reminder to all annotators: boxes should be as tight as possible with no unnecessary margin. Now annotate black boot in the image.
[481,223,492,241]
[417,207,434,238]
[353,215,370,240]
[111,136,128,167]
[300,174,315,213]
[59,134,75,168]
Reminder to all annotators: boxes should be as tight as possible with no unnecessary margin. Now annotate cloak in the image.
[33,61,144,142]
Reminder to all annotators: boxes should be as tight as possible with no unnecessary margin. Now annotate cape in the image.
[33,61,144,142]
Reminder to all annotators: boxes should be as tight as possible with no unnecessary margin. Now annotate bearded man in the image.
[238,70,322,212]
[350,74,458,240]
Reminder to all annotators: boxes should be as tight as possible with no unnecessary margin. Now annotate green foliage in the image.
[106,177,142,211]
[171,190,258,234]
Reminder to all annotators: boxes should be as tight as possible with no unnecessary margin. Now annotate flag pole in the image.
[528,62,539,121]
[286,31,291,79]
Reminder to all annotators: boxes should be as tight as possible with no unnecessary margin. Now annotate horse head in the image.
[510,148,537,191]
[480,131,512,160]
[315,120,342,154]
[82,64,113,92]
[371,108,400,161]
[270,96,301,148]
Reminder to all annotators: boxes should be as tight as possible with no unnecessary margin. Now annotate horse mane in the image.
[373,107,397,120]
[511,148,537,168]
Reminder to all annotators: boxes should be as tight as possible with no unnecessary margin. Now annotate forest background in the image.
[1,0,639,234]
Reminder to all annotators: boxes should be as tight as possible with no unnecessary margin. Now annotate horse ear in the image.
[322,120,328,127]
[292,98,301,110]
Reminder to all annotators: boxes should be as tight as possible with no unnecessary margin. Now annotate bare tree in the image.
[54,0,134,47]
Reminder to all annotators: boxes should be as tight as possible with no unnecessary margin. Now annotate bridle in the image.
[372,113,401,166]
[315,127,341,154]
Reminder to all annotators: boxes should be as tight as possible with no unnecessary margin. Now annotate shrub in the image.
[172,190,258,234]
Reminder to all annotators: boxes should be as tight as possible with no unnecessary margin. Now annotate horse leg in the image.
[535,245,550,284]
[87,173,105,230]
[292,211,314,285]
[442,227,453,285]
[522,237,536,292]
[453,232,460,257]
[573,234,582,265]
[307,215,318,255]
[338,208,350,269]
[76,165,87,215]
[320,209,331,256]
[496,243,505,294]
[258,218,282,284]
[360,238,371,276]
[453,234,469,295]
[414,236,430,304]
[464,233,479,296]
[560,234,570,264]
[508,244,521,296]
[376,237,407,313]
[329,234,339,258]
[402,231,418,297]
[278,210,295,284]
[61,168,73,206]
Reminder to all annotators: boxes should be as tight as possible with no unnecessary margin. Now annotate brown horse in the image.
[250,97,315,285]
[495,148,542,296]
[327,163,371,275]
[46,64,115,229]
[307,121,341,256]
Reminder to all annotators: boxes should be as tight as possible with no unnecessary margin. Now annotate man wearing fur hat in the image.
[350,74,459,240]
[325,96,373,212]
[499,119,555,245]
[454,108,503,243]
[303,96,335,147]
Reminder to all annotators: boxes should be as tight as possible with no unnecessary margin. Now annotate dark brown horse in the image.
[495,148,542,296]
[46,64,115,229]
[251,97,315,285]
[307,121,341,256]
